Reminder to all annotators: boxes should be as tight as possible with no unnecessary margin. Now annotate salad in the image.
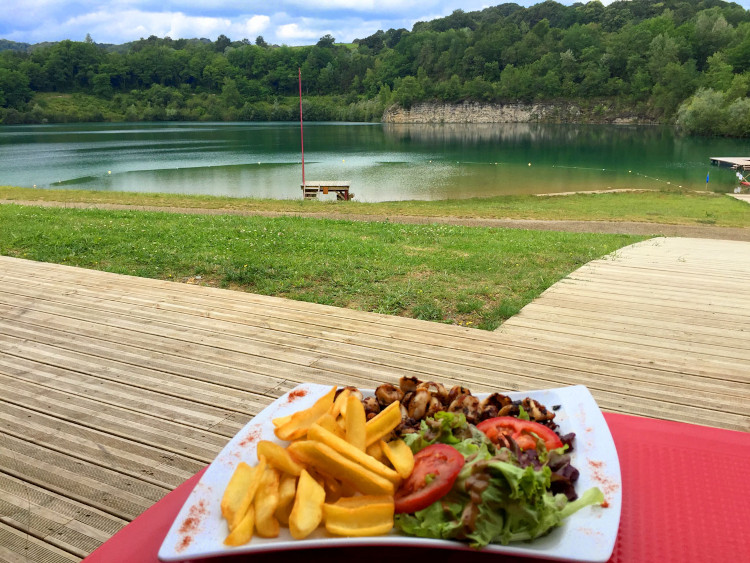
[393,410,604,548]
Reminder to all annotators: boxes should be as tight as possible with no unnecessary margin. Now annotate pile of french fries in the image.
[220,387,415,545]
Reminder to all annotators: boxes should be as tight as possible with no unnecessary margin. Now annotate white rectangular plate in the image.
[159,383,621,562]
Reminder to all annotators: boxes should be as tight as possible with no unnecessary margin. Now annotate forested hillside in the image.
[1,0,749,135]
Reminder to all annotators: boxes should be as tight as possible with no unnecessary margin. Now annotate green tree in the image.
[692,8,734,66]
[317,35,336,48]
[393,75,423,109]
[92,73,113,97]
[726,73,750,101]
[220,77,242,108]
[724,97,750,136]
[0,68,31,107]
[214,34,231,52]
[703,52,733,91]
[652,60,698,117]
[675,87,726,135]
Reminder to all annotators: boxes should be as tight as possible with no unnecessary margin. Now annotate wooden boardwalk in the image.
[1,236,749,561]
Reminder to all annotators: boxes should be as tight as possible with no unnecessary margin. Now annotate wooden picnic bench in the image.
[301,181,353,200]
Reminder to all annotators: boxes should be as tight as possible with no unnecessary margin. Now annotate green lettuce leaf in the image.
[395,412,605,548]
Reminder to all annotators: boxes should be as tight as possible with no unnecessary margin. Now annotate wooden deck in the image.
[710,156,750,169]
[1,236,749,561]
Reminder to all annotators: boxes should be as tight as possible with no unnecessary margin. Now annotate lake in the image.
[0,121,746,202]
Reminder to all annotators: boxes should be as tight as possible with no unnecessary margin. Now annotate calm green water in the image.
[0,121,747,202]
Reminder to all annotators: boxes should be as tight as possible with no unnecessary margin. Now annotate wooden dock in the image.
[1,236,749,561]
[710,156,750,170]
[302,181,352,200]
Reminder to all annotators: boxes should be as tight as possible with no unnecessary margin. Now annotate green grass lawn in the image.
[2,186,749,227]
[0,204,645,330]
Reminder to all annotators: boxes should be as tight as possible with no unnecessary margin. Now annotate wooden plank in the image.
[7,297,745,420]
[0,301,289,398]
[0,479,121,558]
[0,355,243,436]
[514,303,747,344]
[0,403,203,488]
[502,317,750,362]
[0,332,269,416]
[0,375,228,462]
[1,434,169,521]
[0,522,81,563]
[7,278,748,400]
[0,274,494,356]
[302,181,351,187]
[7,291,747,406]
[0,472,127,543]
[2,258,748,412]
[0,258,485,340]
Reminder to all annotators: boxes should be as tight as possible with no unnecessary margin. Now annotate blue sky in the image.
[2,1,749,47]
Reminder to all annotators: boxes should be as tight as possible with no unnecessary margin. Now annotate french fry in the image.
[365,401,402,446]
[257,440,303,476]
[288,440,395,496]
[329,388,350,418]
[224,505,255,546]
[289,469,326,540]
[344,394,367,451]
[381,439,415,479]
[366,441,387,464]
[323,495,394,537]
[274,386,337,441]
[254,466,281,538]
[274,473,297,525]
[221,457,267,531]
[320,474,346,503]
[315,412,346,439]
[272,413,292,428]
[307,424,401,486]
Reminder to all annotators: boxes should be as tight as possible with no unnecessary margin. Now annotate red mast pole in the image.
[299,67,305,188]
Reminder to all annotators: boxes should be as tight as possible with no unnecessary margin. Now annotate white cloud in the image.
[283,0,439,14]
[277,22,321,42]
[243,15,270,36]
[59,10,232,41]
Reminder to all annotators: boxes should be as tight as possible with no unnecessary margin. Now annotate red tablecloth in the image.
[83,413,750,563]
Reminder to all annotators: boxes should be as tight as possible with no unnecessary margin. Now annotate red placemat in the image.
[83,413,750,563]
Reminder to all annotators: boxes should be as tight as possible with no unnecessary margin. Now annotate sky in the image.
[3,1,750,47]
[0,1,623,47]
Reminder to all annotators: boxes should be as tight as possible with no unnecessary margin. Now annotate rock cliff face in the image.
[382,101,652,124]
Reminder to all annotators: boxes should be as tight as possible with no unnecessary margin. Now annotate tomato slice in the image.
[394,443,464,514]
[476,416,563,451]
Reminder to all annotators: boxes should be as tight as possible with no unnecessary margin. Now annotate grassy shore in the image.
[0,202,644,330]
[2,186,750,227]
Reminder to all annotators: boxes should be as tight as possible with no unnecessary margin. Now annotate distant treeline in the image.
[2,0,750,135]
